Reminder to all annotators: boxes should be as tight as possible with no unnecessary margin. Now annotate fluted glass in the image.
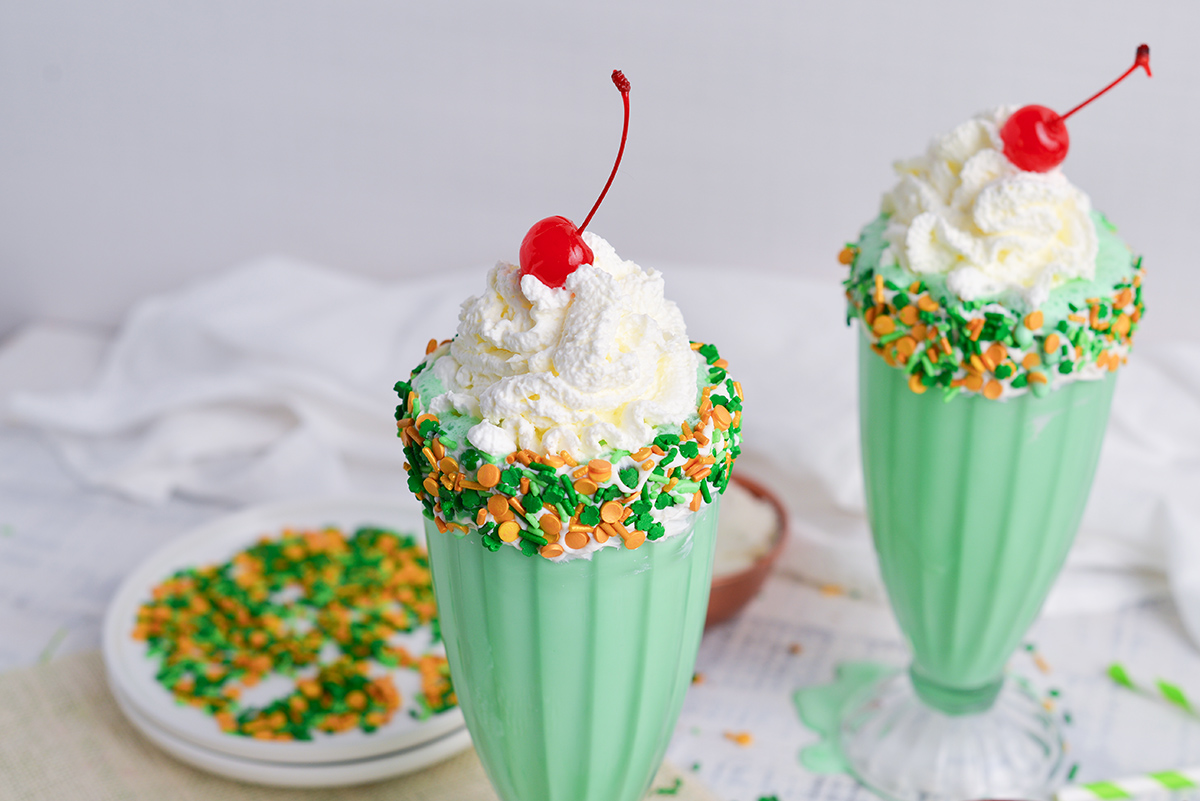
[425,501,719,801]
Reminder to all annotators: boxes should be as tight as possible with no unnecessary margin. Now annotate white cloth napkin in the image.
[7,257,1200,625]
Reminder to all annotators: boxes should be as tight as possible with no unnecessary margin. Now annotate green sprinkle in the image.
[700,481,712,503]
[1157,679,1192,711]
[652,777,683,795]
[878,330,908,345]
[519,529,548,546]
[527,460,557,473]
[1107,663,1136,690]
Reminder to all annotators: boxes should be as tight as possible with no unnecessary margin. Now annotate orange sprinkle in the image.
[477,463,501,488]
[519,476,530,495]
[712,406,732,430]
[898,305,919,326]
[565,530,590,550]
[1024,310,1044,331]
[592,526,610,545]
[486,495,510,518]
[587,459,612,483]
[986,342,1007,365]
[540,514,563,539]
[600,501,624,524]
[438,456,458,475]
[724,731,754,747]
[641,459,655,471]
[475,508,487,527]
[983,380,1003,400]
[837,246,856,265]
[425,338,438,355]
[497,521,520,543]
[422,476,439,496]
[542,454,565,469]
[872,315,896,337]
[622,528,646,550]
[1027,371,1048,385]
[1113,313,1132,337]
[631,447,653,461]
[540,543,564,559]
[690,492,703,511]
[908,374,927,395]
[917,295,939,313]
[819,584,845,596]
[1044,333,1061,354]
[574,478,598,495]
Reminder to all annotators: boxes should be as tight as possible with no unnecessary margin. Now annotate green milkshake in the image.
[393,229,743,801]
[837,104,1146,800]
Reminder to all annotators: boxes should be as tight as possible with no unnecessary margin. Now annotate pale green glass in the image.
[425,501,719,801]
[859,336,1116,712]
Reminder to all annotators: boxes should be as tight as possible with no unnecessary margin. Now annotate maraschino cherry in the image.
[518,70,631,288]
[1001,44,1151,173]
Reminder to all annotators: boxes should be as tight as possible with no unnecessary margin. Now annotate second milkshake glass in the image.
[840,336,1116,800]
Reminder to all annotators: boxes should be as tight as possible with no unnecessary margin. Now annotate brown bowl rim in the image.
[710,472,789,587]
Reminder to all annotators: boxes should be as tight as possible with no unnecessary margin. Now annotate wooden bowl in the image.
[705,473,788,627]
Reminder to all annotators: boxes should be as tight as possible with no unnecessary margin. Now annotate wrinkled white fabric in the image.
[882,107,1098,308]
[5,257,1199,632]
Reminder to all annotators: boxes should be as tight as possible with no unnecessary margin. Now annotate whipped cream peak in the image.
[429,232,700,461]
[881,106,1098,309]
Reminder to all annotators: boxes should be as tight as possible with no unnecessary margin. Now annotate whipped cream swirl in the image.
[881,107,1098,308]
[429,233,700,461]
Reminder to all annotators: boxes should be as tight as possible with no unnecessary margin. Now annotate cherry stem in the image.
[1059,44,1151,123]
[577,70,631,235]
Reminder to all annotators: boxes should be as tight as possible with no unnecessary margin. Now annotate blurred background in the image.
[1,0,1196,344]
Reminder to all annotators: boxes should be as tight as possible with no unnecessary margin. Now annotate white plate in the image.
[103,495,466,766]
[112,680,473,788]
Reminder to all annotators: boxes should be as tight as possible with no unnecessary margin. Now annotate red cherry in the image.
[519,70,631,288]
[518,216,594,288]
[1000,105,1068,172]
[1001,44,1151,173]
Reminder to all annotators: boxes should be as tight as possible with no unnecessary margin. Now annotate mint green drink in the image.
[393,227,743,801]
[836,104,1147,800]
[859,337,1115,712]
[426,503,719,801]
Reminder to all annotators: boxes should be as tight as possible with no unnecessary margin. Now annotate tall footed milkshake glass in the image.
[836,98,1147,801]
[392,226,744,797]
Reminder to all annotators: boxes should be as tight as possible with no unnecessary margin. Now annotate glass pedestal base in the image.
[839,671,1065,801]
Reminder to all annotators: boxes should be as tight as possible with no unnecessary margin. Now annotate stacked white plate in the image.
[102,497,472,788]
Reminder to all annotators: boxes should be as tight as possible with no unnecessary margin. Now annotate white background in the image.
[2,1,1197,343]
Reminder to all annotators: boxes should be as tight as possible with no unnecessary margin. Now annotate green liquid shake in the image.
[426,501,719,801]
[859,337,1115,713]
